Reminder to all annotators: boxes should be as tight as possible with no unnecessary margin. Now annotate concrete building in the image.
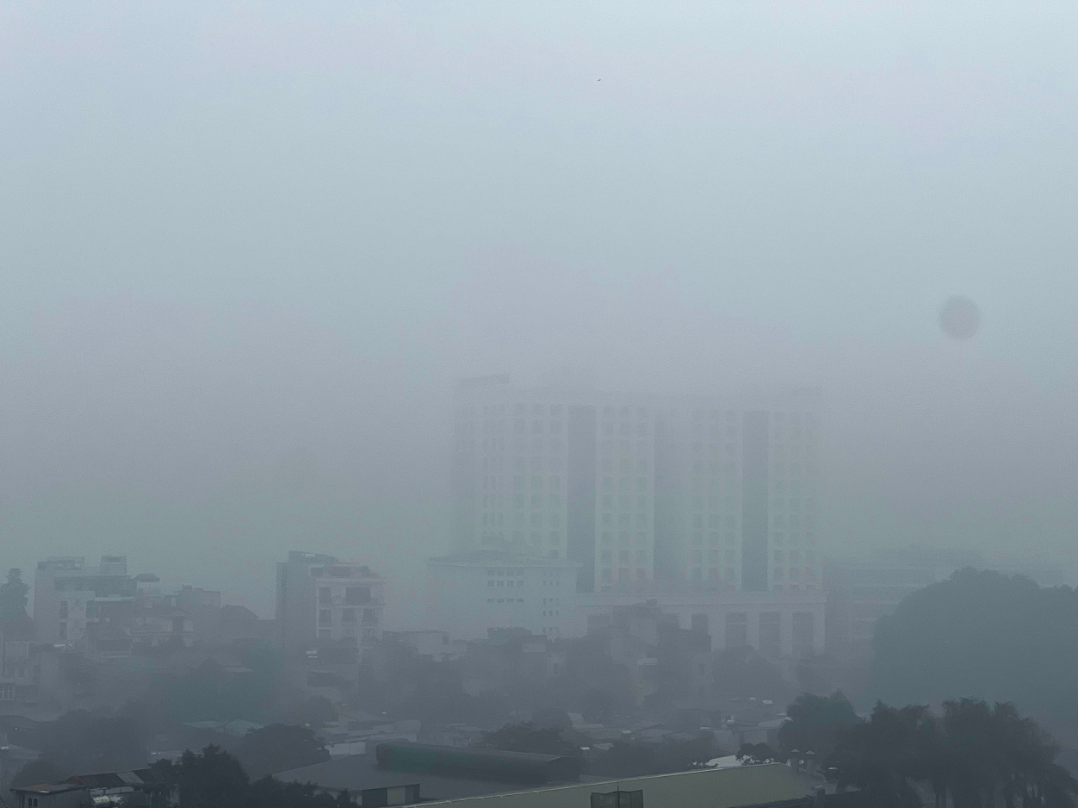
[33,556,136,646]
[581,589,826,659]
[427,551,579,640]
[276,552,385,657]
[11,768,177,808]
[450,376,821,595]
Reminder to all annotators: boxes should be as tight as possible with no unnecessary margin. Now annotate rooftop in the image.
[276,754,530,802]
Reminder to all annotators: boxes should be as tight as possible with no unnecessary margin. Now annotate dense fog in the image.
[2,2,1076,623]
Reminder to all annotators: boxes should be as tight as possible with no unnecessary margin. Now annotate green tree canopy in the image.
[0,568,33,637]
[871,569,1078,730]
[235,724,329,779]
[829,698,1078,808]
[477,722,580,757]
[778,691,860,760]
[40,711,148,774]
[11,759,67,787]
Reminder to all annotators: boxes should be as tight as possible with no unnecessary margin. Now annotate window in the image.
[345,586,370,604]
[591,790,643,808]
[760,612,781,658]
[318,587,331,605]
[318,609,332,626]
[725,612,748,648]
[342,608,356,623]
[793,612,815,657]
[58,601,69,619]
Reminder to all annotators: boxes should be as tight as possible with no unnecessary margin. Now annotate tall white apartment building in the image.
[653,395,822,592]
[452,376,821,595]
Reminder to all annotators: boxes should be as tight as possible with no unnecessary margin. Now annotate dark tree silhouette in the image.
[39,711,148,775]
[235,724,329,778]
[779,691,860,761]
[11,759,67,787]
[827,697,1078,808]
[477,722,579,757]
[0,568,33,638]
[872,569,1078,732]
[152,745,249,808]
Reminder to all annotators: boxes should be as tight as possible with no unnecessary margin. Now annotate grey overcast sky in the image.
[2,2,1076,620]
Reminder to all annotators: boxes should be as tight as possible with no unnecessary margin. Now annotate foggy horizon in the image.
[3,2,1077,622]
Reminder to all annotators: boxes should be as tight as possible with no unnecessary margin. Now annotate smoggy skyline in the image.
[2,2,1076,620]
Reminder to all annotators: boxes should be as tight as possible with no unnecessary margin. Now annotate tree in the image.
[871,569,1078,732]
[151,745,248,808]
[11,759,67,787]
[832,702,923,808]
[591,734,714,777]
[531,707,574,733]
[235,724,329,779]
[244,777,353,808]
[581,687,614,724]
[827,697,1078,808]
[779,692,860,762]
[712,646,795,703]
[0,568,33,638]
[477,722,579,757]
[40,711,148,775]
[296,696,337,727]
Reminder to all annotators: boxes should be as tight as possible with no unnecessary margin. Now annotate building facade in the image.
[580,589,826,659]
[33,556,136,646]
[276,552,386,657]
[451,376,821,595]
[427,551,579,640]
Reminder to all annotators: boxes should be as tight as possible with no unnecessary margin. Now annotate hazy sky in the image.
[2,2,1076,620]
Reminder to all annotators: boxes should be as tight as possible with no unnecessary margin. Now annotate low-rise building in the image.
[276,552,386,658]
[33,556,136,647]
[12,768,177,808]
[580,588,825,660]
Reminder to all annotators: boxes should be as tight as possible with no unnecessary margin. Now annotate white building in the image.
[276,552,386,658]
[451,376,821,595]
[33,556,136,646]
[427,551,579,641]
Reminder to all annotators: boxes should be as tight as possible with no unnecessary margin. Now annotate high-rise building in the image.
[451,376,821,595]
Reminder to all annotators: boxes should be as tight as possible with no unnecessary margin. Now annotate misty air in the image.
[1,4,1076,808]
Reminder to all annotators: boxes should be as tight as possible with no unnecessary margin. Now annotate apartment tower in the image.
[451,376,821,594]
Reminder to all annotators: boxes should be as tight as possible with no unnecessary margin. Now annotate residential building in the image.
[33,556,137,647]
[458,629,567,697]
[11,768,177,808]
[581,589,825,660]
[381,630,462,662]
[276,552,385,658]
[451,376,821,594]
[426,551,579,641]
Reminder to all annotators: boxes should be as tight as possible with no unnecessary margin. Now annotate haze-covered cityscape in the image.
[2,4,1077,808]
